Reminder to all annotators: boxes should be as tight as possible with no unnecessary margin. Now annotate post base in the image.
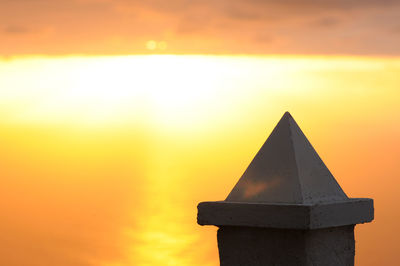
[217,225,355,266]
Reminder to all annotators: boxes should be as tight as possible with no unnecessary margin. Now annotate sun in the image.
[0,55,246,129]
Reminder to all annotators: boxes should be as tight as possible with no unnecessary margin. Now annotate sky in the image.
[1,0,400,56]
[1,55,399,266]
[0,1,400,266]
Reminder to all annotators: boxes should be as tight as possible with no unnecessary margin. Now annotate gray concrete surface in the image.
[226,112,347,204]
[217,226,355,266]
[198,198,373,229]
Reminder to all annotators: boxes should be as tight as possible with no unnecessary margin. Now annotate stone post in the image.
[197,112,374,266]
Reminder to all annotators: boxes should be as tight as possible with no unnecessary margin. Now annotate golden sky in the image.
[0,1,399,266]
[1,0,400,56]
[1,55,399,266]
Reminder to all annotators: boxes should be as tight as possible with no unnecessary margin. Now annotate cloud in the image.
[0,0,399,55]
[4,25,30,34]
[312,17,340,28]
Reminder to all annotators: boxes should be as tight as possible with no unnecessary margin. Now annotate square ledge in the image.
[197,198,373,229]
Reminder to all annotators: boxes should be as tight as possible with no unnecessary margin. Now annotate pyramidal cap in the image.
[226,112,347,204]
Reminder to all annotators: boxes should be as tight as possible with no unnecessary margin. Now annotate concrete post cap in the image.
[197,112,374,229]
[198,198,373,229]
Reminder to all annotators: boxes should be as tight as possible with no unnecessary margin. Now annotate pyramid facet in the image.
[226,112,348,204]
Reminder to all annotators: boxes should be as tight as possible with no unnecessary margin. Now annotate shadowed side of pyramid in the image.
[226,112,348,204]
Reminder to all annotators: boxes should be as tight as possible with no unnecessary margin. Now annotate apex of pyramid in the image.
[226,112,348,204]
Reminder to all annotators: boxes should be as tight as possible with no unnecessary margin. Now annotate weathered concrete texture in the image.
[226,112,347,204]
[217,225,355,266]
[198,198,373,229]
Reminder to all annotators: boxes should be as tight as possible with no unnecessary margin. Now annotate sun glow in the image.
[0,55,399,266]
[0,55,263,128]
[2,55,392,129]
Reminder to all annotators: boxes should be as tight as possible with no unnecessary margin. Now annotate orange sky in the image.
[1,0,400,56]
[0,1,399,266]
[0,55,399,266]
